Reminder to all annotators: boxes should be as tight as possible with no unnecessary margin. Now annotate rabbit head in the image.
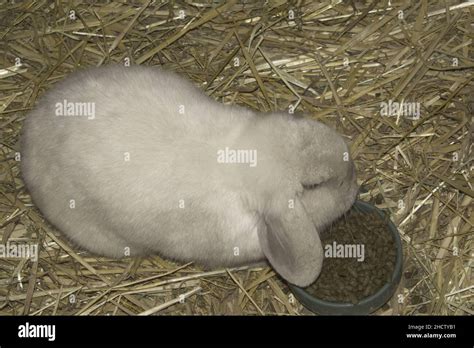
[297,118,359,230]
[255,114,359,287]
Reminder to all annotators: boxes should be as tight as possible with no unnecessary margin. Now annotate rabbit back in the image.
[21,65,264,265]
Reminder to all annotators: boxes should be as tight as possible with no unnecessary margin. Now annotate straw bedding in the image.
[0,0,472,315]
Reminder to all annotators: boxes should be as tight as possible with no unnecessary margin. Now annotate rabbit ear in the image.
[259,195,323,287]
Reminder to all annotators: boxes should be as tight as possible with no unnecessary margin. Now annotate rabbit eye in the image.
[302,183,320,190]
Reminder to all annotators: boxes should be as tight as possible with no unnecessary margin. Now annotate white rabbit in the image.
[21,65,359,287]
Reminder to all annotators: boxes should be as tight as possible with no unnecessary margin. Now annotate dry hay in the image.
[0,0,472,315]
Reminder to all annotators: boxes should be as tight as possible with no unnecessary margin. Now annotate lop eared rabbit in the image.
[21,65,358,287]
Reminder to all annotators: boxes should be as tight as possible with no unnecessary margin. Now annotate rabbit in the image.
[21,65,359,287]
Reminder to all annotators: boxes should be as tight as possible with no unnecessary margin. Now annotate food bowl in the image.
[288,200,403,315]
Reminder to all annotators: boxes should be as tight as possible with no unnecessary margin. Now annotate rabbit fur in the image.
[21,65,359,287]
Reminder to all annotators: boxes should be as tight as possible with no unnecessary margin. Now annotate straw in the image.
[0,0,472,315]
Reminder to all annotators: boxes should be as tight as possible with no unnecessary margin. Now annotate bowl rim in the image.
[288,200,404,315]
